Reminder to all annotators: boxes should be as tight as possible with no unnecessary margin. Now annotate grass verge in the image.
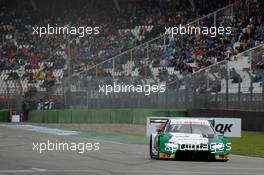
[229,131,264,158]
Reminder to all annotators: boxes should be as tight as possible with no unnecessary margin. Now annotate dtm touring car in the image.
[149,118,231,161]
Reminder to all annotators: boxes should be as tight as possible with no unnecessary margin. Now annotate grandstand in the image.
[0,0,263,114]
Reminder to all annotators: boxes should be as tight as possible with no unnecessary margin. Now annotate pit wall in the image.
[28,109,187,124]
[187,108,264,131]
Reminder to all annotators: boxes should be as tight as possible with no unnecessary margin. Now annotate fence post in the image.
[231,3,234,20]
[62,79,65,108]
[214,12,216,27]
[163,34,166,50]
[249,50,252,71]
[6,80,10,109]
[205,71,209,108]
[238,74,241,109]
[146,42,149,59]
[249,74,253,109]
[17,79,23,114]
[175,83,179,108]
[68,78,72,109]
[184,75,189,107]
[192,76,196,108]
[86,91,89,109]
[247,0,250,16]
[113,58,115,72]
[2,34,4,45]
[130,49,133,61]
[165,87,168,109]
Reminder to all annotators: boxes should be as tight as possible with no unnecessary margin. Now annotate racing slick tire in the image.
[149,135,159,159]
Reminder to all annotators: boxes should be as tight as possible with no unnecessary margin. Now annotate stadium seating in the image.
[0,0,263,104]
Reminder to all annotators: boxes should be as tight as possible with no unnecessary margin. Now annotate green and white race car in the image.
[149,118,231,161]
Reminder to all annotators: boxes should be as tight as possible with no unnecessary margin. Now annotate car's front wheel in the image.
[149,134,159,159]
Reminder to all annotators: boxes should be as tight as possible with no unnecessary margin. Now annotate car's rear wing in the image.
[207,119,215,127]
[148,118,169,133]
[149,118,169,124]
[147,117,214,135]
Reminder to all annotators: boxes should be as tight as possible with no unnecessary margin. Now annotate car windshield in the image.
[167,123,215,135]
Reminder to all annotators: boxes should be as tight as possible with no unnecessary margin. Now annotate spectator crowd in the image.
[0,0,263,97]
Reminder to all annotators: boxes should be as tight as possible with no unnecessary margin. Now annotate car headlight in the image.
[211,143,224,150]
[165,142,179,149]
[165,143,179,153]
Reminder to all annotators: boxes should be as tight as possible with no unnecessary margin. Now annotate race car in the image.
[149,118,231,161]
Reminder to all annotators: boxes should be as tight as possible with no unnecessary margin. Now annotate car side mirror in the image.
[156,128,163,134]
[219,131,225,136]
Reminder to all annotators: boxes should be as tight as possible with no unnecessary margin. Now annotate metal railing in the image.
[70,1,244,78]
[0,79,23,112]
[53,44,264,110]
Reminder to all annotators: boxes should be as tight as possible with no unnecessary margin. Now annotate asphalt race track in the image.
[0,126,264,175]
